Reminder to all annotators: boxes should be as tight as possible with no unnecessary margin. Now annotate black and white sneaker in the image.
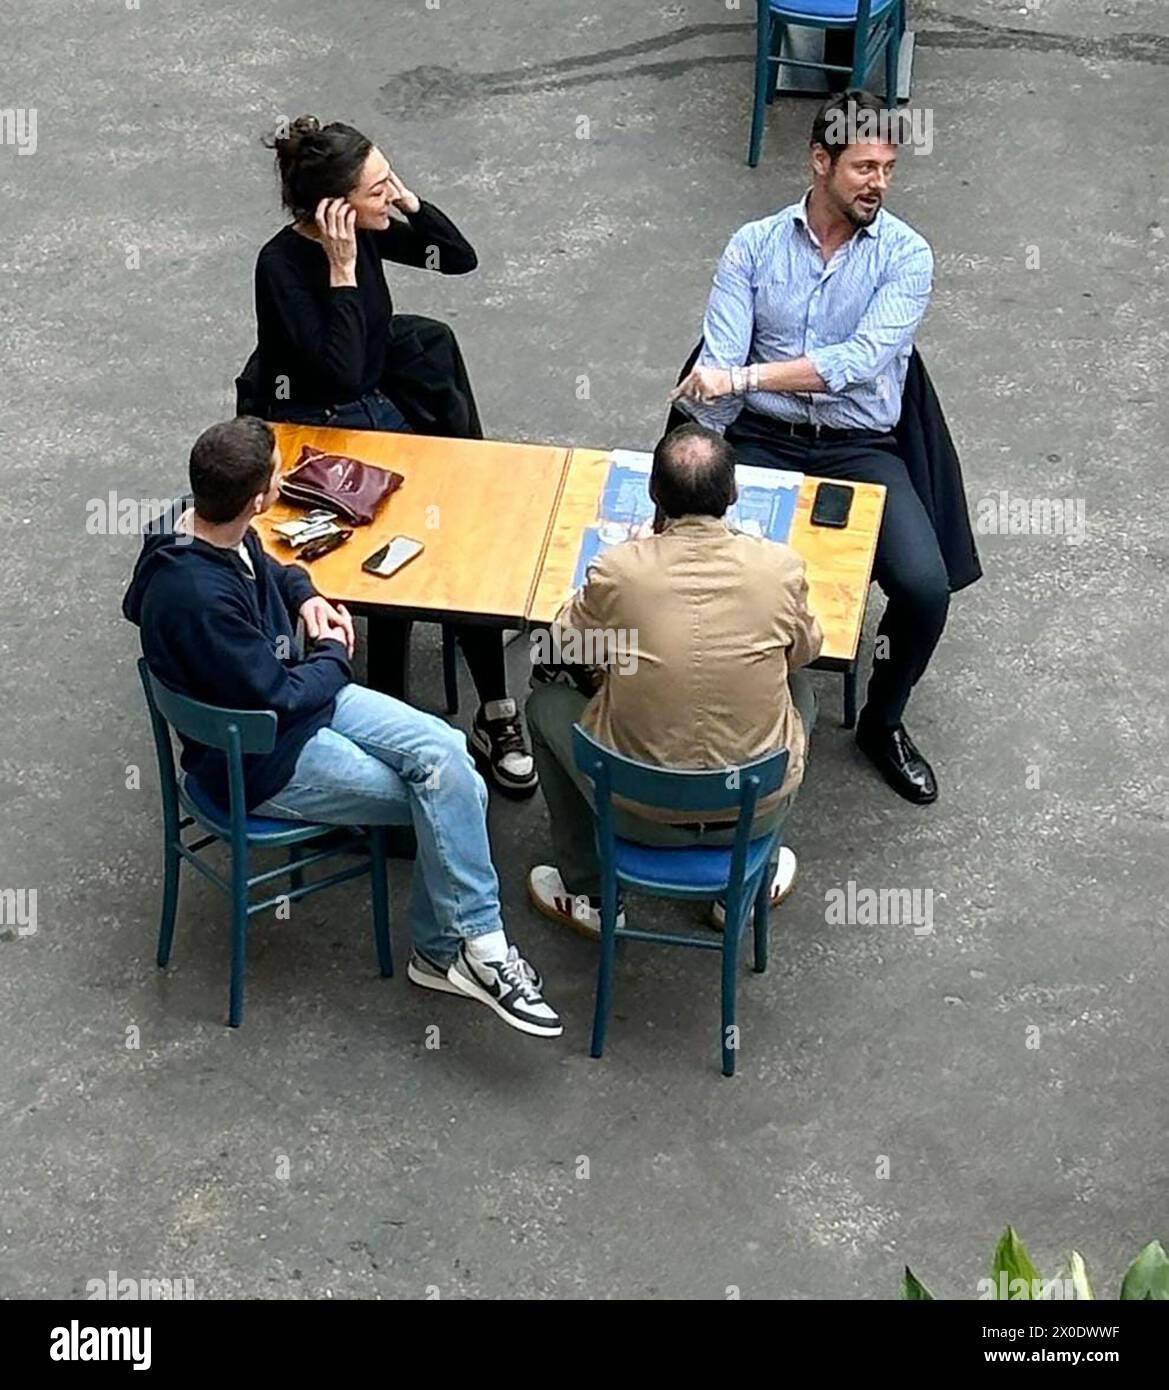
[470,699,538,798]
[406,949,466,996]
[408,946,543,997]
[445,943,562,1037]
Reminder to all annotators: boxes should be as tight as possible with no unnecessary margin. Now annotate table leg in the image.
[366,614,413,700]
[441,625,459,715]
[842,662,858,730]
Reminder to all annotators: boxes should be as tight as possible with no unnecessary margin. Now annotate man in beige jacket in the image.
[526,422,822,937]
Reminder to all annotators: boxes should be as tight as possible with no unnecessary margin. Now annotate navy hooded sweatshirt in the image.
[122,509,351,810]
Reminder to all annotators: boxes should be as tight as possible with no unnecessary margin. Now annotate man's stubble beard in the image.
[844,205,878,229]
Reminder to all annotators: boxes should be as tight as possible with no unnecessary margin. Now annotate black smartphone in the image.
[362,535,425,578]
[810,481,853,528]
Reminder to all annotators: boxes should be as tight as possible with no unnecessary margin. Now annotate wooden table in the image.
[530,448,885,668]
[257,426,885,720]
[257,424,571,626]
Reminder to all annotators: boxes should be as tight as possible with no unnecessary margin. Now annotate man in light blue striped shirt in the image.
[671,90,951,806]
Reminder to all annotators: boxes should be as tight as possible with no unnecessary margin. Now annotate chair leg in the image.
[156,839,181,967]
[721,929,739,1077]
[885,14,901,105]
[590,892,621,1059]
[752,872,770,974]
[765,20,782,104]
[748,14,773,168]
[849,12,868,86]
[368,826,393,978]
[441,624,459,716]
[842,663,858,730]
[228,850,249,1028]
[287,845,304,895]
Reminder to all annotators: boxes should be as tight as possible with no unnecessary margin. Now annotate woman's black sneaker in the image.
[470,699,538,797]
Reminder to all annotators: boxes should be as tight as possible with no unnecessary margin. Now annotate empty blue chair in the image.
[749,0,905,167]
[137,658,403,1027]
[572,725,789,1077]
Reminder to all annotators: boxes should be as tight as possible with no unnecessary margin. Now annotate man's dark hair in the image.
[651,423,737,520]
[189,417,276,524]
[810,88,895,163]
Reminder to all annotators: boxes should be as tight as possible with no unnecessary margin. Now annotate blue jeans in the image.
[274,389,413,433]
[252,684,501,966]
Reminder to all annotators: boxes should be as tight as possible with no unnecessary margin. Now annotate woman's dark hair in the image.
[264,115,373,222]
[651,423,738,520]
[189,416,276,523]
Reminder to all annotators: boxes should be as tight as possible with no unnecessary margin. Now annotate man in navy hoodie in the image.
[123,415,560,1038]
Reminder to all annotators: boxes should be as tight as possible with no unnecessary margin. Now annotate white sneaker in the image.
[445,943,562,1037]
[409,946,543,996]
[710,846,798,931]
[527,865,626,941]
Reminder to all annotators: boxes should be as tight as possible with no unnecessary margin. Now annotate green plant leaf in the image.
[990,1226,1041,1299]
[1064,1251,1095,1301]
[1036,1251,1094,1301]
[1120,1241,1169,1301]
[900,1266,935,1300]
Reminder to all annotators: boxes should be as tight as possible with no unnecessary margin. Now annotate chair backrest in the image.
[572,725,788,910]
[137,657,276,839]
[572,724,787,815]
[138,659,277,754]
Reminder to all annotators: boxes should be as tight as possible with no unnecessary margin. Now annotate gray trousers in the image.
[525,669,817,897]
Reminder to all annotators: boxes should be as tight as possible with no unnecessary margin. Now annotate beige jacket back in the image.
[555,514,823,820]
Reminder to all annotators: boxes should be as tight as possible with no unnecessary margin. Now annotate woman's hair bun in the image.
[263,116,373,221]
[267,113,320,159]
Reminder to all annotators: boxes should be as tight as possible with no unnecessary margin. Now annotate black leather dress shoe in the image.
[856,719,938,805]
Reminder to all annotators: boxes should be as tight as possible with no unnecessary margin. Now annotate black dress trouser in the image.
[367,618,505,705]
[725,412,950,728]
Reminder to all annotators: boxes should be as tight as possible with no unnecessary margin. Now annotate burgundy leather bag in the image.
[279,445,404,525]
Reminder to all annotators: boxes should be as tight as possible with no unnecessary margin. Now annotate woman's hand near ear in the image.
[385,169,421,216]
[315,198,358,287]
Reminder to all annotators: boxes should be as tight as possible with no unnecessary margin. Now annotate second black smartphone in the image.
[810,481,853,528]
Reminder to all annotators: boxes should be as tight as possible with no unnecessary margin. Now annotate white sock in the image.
[466,929,509,962]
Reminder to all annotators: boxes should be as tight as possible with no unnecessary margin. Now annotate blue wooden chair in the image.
[137,658,402,1027]
[749,0,905,168]
[572,725,789,1077]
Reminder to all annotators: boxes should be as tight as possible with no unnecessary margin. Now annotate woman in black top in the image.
[251,117,534,796]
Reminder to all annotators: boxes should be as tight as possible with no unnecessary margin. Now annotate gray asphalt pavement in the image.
[1,0,1166,1299]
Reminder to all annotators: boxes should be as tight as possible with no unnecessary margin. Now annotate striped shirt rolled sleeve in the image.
[683,193,934,433]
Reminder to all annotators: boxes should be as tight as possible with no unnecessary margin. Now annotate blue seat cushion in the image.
[769,0,895,21]
[181,775,323,840]
[614,833,774,894]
